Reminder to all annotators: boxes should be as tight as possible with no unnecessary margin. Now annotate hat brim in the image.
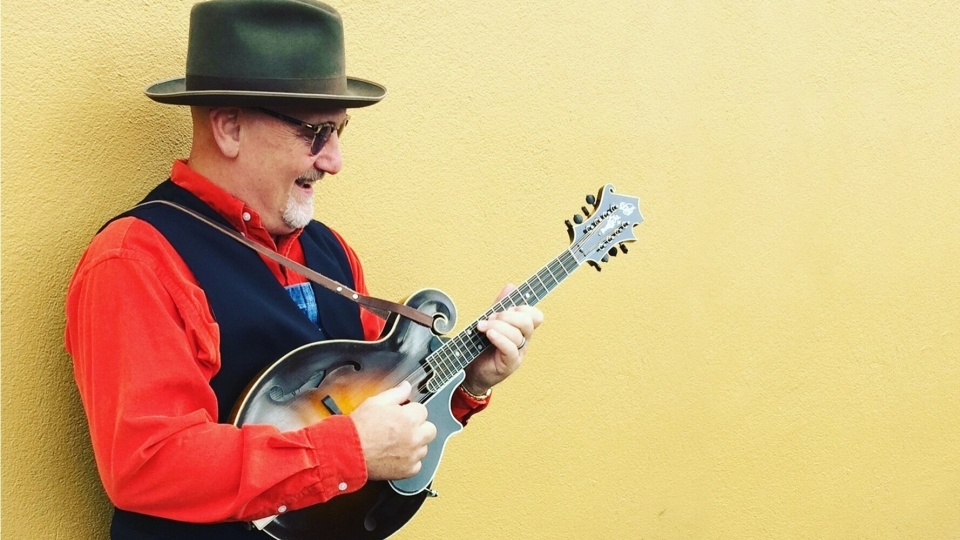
[144,76,386,109]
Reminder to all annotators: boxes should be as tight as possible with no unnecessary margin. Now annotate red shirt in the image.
[65,161,488,523]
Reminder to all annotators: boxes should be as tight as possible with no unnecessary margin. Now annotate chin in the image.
[282,200,314,230]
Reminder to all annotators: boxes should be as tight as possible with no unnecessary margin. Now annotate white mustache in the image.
[297,169,325,184]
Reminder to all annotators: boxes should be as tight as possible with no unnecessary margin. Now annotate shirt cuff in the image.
[297,415,368,505]
[451,385,492,425]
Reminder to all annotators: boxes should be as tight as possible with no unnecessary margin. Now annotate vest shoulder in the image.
[67,216,202,329]
[87,216,171,259]
[74,216,184,281]
[305,220,357,253]
[304,219,334,236]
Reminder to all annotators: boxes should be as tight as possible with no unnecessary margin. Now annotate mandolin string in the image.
[412,226,604,399]
[408,249,582,397]
[395,295,529,400]
[393,222,609,403]
[446,210,614,391]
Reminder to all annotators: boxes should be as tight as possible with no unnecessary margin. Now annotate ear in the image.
[207,107,243,158]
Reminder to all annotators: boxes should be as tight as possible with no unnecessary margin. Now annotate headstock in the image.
[566,184,643,270]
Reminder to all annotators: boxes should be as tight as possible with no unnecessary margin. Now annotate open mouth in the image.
[295,178,314,190]
[295,174,323,193]
[295,169,325,189]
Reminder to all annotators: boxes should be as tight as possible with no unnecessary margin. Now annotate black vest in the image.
[108,180,365,539]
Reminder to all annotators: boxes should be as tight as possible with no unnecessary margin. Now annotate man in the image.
[64,0,542,538]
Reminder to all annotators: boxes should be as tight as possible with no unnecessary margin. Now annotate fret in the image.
[424,250,583,392]
[532,272,549,297]
[540,265,560,289]
[517,281,540,304]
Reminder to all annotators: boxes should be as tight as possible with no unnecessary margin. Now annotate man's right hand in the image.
[350,381,437,480]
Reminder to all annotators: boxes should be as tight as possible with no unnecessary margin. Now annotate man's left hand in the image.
[463,284,544,396]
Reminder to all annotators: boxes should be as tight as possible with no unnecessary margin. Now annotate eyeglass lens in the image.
[310,127,334,155]
[309,117,348,155]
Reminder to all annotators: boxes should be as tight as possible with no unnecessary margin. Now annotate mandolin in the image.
[230,184,643,539]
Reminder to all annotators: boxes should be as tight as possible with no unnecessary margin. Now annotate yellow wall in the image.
[3,1,959,537]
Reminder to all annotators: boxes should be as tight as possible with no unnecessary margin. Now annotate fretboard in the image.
[424,249,580,392]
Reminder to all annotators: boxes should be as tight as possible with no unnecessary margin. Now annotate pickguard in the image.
[389,371,466,495]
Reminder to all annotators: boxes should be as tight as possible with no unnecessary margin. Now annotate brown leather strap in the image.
[134,200,436,330]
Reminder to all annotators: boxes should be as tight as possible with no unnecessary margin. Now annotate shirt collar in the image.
[169,159,304,251]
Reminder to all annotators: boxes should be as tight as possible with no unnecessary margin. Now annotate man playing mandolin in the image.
[65,1,542,538]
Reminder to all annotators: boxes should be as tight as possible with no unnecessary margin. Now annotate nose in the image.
[313,132,343,175]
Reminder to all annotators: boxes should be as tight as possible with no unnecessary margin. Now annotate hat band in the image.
[185,74,348,95]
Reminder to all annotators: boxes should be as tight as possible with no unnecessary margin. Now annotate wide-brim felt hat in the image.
[145,0,385,109]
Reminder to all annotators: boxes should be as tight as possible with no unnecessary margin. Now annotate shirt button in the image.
[242,212,251,222]
[278,505,287,513]
[338,482,348,491]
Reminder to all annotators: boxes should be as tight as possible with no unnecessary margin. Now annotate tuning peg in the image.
[619,244,629,254]
[601,255,609,263]
[586,194,596,206]
[565,219,573,230]
[581,206,591,217]
[608,248,618,257]
[573,214,584,224]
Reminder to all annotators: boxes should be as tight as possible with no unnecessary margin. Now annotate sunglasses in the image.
[254,107,350,155]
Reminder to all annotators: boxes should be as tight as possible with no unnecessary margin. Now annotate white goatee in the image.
[282,170,324,229]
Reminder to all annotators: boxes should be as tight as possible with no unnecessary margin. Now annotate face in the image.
[237,107,346,236]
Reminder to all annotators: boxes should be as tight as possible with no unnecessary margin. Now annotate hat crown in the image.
[186,0,347,94]
[144,0,385,108]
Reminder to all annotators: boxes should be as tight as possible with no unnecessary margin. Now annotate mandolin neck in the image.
[423,249,579,393]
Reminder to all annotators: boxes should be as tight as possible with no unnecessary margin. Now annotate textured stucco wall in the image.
[3,0,959,538]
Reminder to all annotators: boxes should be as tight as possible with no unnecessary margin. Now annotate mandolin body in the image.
[231,289,463,540]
